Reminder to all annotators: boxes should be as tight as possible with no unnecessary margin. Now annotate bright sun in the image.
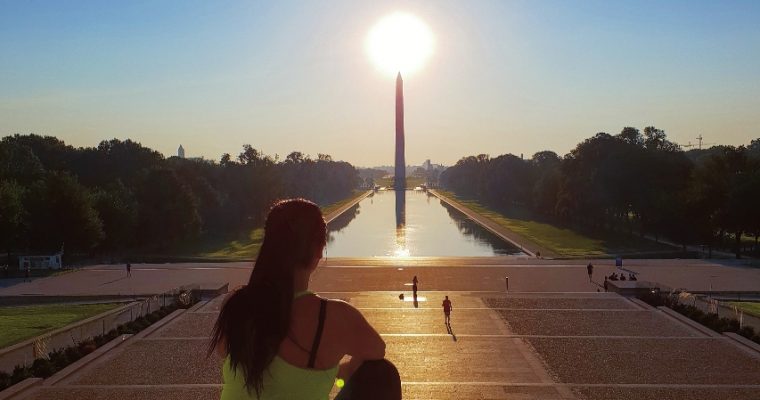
[367,13,434,76]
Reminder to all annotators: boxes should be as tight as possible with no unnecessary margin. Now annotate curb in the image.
[42,334,133,386]
[324,191,372,224]
[137,309,186,339]
[628,297,655,310]
[722,332,760,359]
[34,309,185,386]
[37,309,186,387]
[657,306,722,338]
[187,300,208,313]
[0,378,42,400]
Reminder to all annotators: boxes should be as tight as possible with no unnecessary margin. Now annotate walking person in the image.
[412,275,418,300]
[25,265,31,282]
[587,263,593,282]
[442,296,453,326]
[210,199,400,400]
[126,262,132,277]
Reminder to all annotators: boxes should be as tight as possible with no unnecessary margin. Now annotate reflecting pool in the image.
[326,189,526,257]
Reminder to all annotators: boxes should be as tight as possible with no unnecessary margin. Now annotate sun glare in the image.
[367,13,434,76]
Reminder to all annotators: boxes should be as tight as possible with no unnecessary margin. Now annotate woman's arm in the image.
[338,302,386,360]
[333,302,385,381]
[337,356,364,381]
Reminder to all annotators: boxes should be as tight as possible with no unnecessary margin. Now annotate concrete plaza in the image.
[3,258,760,297]
[3,258,760,399]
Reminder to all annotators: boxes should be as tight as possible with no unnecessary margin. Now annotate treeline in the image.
[0,134,358,258]
[441,127,760,257]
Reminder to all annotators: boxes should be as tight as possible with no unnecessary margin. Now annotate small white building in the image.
[19,253,63,270]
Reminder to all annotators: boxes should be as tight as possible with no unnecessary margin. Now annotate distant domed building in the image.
[178,144,185,159]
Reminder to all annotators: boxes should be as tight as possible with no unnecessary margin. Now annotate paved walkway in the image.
[16,288,760,400]
[4,258,760,399]
[3,258,759,297]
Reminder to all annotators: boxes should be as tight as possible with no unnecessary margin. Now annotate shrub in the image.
[0,300,182,387]
[48,348,69,370]
[64,346,82,363]
[638,292,760,345]
[125,321,140,333]
[134,316,150,330]
[0,371,11,391]
[11,365,32,385]
[31,358,55,378]
[738,326,754,337]
[78,339,97,355]
[93,334,107,347]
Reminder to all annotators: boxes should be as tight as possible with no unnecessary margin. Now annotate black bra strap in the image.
[307,299,327,368]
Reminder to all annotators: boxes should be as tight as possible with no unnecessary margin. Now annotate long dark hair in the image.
[209,198,327,396]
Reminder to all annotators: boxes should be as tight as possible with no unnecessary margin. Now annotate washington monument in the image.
[395,72,405,190]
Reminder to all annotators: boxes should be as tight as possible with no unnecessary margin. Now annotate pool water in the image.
[325,189,526,257]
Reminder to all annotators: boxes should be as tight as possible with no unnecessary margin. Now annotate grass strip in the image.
[0,303,120,349]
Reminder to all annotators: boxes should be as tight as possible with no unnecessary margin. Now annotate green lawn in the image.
[0,303,121,348]
[321,190,368,217]
[199,227,265,259]
[730,302,760,317]
[438,190,676,258]
[197,190,368,260]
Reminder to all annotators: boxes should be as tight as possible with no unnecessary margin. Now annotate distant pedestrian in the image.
[412,275,418,300]
[603,277,608,292]
[587,263,593,281]
[126,262,132,277]
[442,296,453,326]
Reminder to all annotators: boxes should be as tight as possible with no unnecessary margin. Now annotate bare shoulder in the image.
[321,297,365,324]
[322,297,357,314]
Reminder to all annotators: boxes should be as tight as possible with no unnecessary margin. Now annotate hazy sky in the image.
[2,1,759,167]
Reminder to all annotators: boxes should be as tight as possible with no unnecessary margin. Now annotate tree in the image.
[643,126,680,152]
[1,135,361,256]
[0,180,25,263]
[531,151,562,216]
[617,127,643,146]
[285,151,307,164]
[134,168,201,250]
[92,182,138,253]
[0,139,45,183]
[25,172,104,253]
[220,153,234,167]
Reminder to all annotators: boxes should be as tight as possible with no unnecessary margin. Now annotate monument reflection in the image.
[393,189,409,257]
[324,190,524,257]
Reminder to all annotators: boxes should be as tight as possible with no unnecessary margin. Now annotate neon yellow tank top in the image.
[220,290,339,400]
